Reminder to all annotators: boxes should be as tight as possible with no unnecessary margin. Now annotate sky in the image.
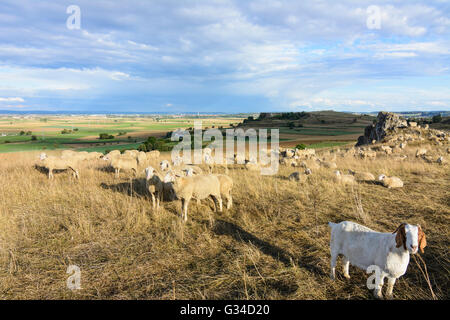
[0,0,449,113]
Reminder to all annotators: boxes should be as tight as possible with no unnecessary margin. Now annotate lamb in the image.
[328,221,426,299]
[170,174,223,221]
[334,170,356,184]
[39,153,80,180]
[145,167,163,210]
[378,174,403,188]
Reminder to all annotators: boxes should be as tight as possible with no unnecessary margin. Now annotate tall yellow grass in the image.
[0,145,448,299]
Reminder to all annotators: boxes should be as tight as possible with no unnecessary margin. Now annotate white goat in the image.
[328,221,427,299]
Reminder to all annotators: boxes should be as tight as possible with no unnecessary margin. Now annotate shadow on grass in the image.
[100,179,148,197]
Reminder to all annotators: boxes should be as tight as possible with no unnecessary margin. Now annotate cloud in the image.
[0,0,448,112]
[0,97,24,102]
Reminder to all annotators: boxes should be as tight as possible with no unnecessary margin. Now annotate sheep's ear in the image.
[393,223,407,250]
[418,225,427,254]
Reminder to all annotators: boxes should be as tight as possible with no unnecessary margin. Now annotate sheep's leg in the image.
[226,192,232,209]
[181,198,190,222]
[342,256,350,279]
[151,193,156,209]
[218,196,223,212]
[386,277,396,300]
[330,252,337,280]
[48,168,53,179]
[115,168,119,178]
[373,274,385,300]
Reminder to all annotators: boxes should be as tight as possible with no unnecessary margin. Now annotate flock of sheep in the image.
[34,123,448,299]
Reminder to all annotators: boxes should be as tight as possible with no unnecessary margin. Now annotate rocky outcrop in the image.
[356,112,408,146]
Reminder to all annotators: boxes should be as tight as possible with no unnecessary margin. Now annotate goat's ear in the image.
[393,223,407,250]
[417,225,427,254]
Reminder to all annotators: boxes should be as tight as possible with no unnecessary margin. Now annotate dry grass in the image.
[0,144,448,300]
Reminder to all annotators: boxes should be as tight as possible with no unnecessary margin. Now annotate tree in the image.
[432,114,442,123]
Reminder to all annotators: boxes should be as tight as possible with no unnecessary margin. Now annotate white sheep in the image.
[328,221,427,299]
[103,154,138,178]
[39,153,80,180]
[378,174,404,188]
[160,160,170,171]
[213,174,233,209]
[348,170,375,182]
[146,150,160,160]
[145,166,163,210]
[170,175,223,222]
[334,170,356,184]
[415,148,427,157]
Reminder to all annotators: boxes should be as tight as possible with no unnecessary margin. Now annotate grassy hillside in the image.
[0,141,448,300]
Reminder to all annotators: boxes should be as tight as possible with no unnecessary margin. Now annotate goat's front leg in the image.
[373,274,386,299]
[386,277,396,300]
[342,256,350,279]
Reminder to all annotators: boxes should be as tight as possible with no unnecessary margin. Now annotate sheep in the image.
[105,150,120,159]
[415,148,427,157]
[288,171,309,182]
[137,152,147,166]
[146,150,160,160]
[170,175,223,221]
[39,153,80,180]
[318,159,337,169]
[145,166,163,210]
[104,154,138,178]
[348,170,375,182]
[334,170,356,185]
[378,174,403,189]
[160,160,170,171]
[328,221,427,299]
[124,150,139,158]
[213,174,233,209]
[437,156,447,165]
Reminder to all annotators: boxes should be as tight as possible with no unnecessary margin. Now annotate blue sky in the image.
[0,0,449,113]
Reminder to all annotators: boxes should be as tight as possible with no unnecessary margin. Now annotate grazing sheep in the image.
[328,221,426,299]
[288,171,309,182]
[378,174,403,189]
[145,167,163,210]
[170,175,223,221]
[415,148,427,157]
[105,155,138,178]
[334,170,356,184]
[124,150,139,158]
[348,170,375,182]
[39,153,80,180]
[213,174,233,209]
[318,159,337,169]
[105,150,121,159]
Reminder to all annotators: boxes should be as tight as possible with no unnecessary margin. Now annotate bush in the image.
[4,140,11,144]
[99,133,114,140]
[295,144,307,150]
[31,135,37,141]
[26,131,32,135]
[20,131,25,136]
[61,129,72,134]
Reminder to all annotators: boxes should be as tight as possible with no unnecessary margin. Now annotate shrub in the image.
[20,131,25,136]
[295,144,307,150]
[99,133,114,140]
[31,135,37,141]
[26,131,32,135]
[61,129,72,134]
